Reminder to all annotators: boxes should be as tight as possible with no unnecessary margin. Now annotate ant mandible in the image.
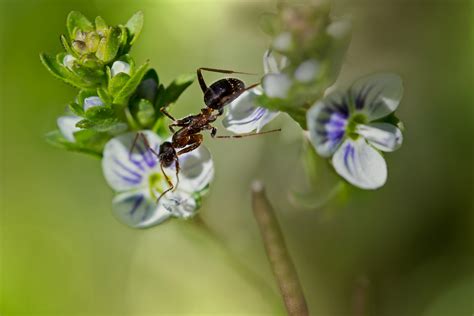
[131,67,281,202]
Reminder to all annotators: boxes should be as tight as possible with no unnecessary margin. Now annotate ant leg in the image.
[129,132,141,156]
[173,159,180,192]
[176,134,203,156]
[160,107,176,121]
[156,163,174,204]
[134,132,160,158]
[197,67,257,93]
[213,128,282,139]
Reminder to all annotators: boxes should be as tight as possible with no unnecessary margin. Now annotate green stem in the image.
[251,181,309,316]
[192,216,282,311]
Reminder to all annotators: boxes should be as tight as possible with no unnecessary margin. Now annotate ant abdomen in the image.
[204,78,245,110]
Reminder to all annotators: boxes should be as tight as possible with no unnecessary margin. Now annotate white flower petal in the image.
[307,92,349,157]
[83,96,104,111]
[356,123,403,152]
[326,20,352,40]
[272,32,292,51]
[332,138,387,189]
[176,145,214,193]
[223,89,278,133]
[263,50,279,74]
[63,54,76,70]
[57,115,82,142]
[350,73,403,120]
[263,73,292,99]
[111,61,131,77]
[160,190,198,220]
[112,189,171,229]
[102,131,162,192]
[294,59,320,83]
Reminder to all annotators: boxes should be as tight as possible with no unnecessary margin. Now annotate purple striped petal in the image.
[307,93,349,157]
[332,138,387,189]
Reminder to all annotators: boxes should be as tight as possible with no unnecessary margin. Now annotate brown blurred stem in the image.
[251,181,309,316]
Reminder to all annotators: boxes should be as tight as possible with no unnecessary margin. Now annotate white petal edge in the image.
[102,131,162,192]
[356,123,403,152]
[112,189,171,229]
[332,138,387,189]
[176,145,214,193]
[263,73,292,99]
[57,116,82,142]
[263,50,279,74]
[294,59,320,83]
[111,61,131,77]
[63,54,76,70]
[351,73,403,120]
[223,89,265,133]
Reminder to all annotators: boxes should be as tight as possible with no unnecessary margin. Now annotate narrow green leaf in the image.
[108,73,131,96]
[67,11,93,39]
[44,130,102,158]
[95,16,108,33]
[68,102,85,117]
[97,87,113,105]
[113,61,149,105]
[40,53,92,89]
[60,35,78,57]
[77,118,127,133]
[155,73,195,109]
[95,26,122,63]
[84,105,116,121]
[126,11,144,45]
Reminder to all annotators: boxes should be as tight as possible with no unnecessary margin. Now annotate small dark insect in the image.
[131,67,281,202]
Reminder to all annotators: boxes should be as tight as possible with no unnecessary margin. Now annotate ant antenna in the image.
[214,128,282,139]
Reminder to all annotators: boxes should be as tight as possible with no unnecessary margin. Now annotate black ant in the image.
[131,67,281,202]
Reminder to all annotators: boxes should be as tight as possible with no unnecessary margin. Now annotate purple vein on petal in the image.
[113,157,143,180]
[129,194,144,215]
[343,143,353,175]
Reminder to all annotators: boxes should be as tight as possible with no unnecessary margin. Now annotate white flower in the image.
[294,59,320,83]
[307,73,403,189]
[111,61,131,77]
[222,50,286,133]
[102,131,214,228]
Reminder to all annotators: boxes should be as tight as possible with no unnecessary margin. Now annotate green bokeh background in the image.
[1,0,473,315]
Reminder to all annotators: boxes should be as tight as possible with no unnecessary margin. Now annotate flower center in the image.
[346,113,367,140]
[148,172,166,200]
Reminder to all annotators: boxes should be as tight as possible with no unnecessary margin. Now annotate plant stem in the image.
[251,180,309,316]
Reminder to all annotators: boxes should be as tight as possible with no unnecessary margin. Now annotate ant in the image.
[131,67,281,202]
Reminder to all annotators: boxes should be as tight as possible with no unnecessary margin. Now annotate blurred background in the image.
[1,0,473,315]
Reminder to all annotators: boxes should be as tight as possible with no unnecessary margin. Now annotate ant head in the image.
[204,78,245,111]
[158,141,177,168]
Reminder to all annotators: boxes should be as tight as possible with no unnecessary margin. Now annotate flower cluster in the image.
[42,12,213,228]
[224,2,404,189]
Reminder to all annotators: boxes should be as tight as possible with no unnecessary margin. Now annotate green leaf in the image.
[95,26,122,63]
[84,105,115,121]
[126,11,144,46]
[44,130,102,158]
[117,25,129,55]
[77,89,98,106]
[77,118,127,133]
[113,61,149,105]
[68,102,85,117]
[97,87,113,105]
[60,35,77,57]
[95,16,108,33]
[108,72,131,96]
[67,11,94,39]
[40,53,93,89]
[155,73,195,109]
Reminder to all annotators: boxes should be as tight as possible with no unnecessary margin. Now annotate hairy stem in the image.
[251,181,309,316]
